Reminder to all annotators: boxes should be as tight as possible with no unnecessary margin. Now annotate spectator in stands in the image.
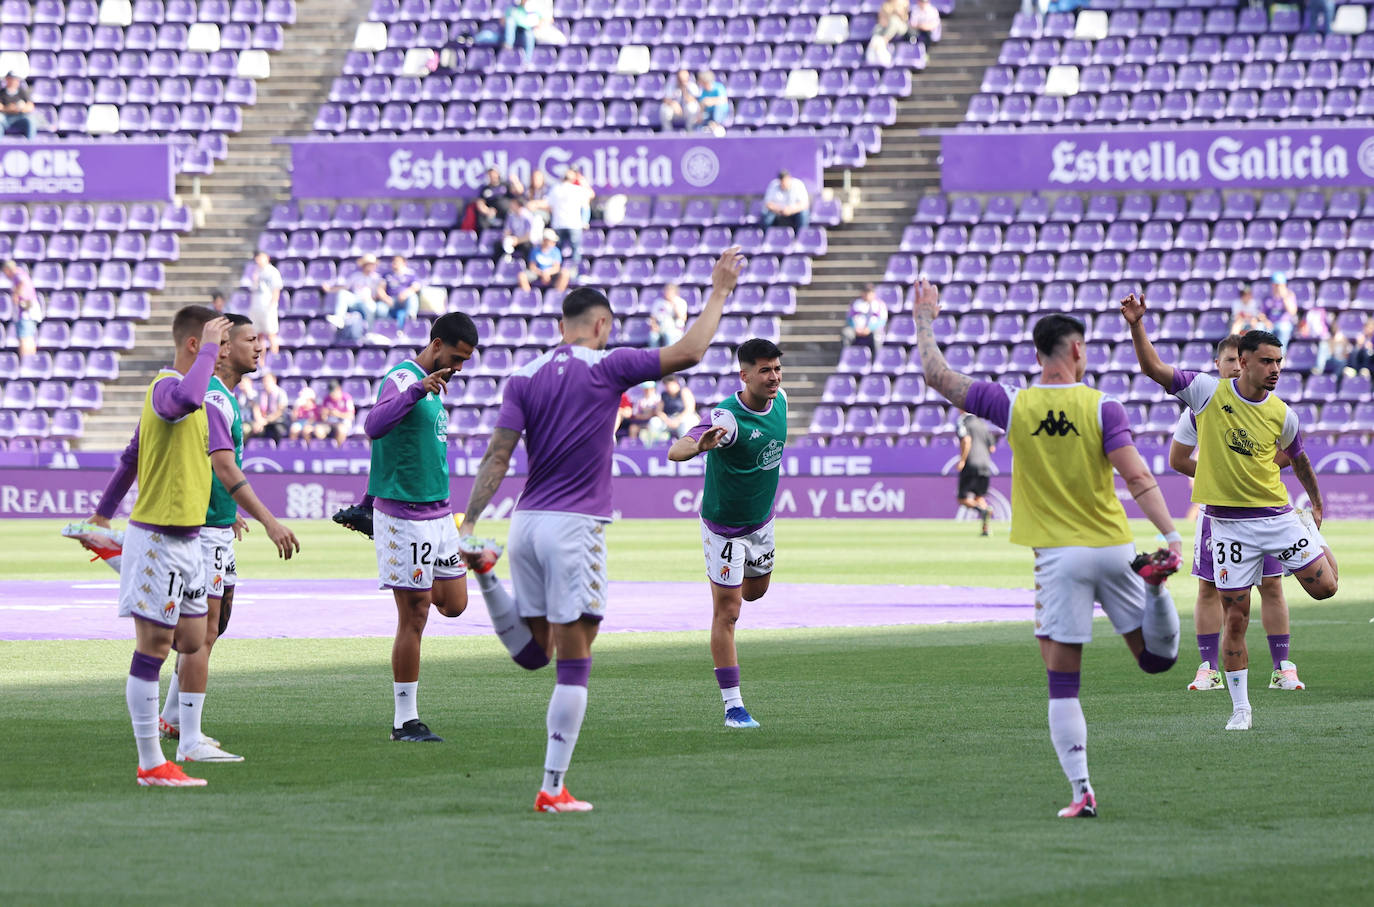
[383,255,423,328]
[288,386,319,441]
[645,375,697,442]
[660,69,702,132]
[650,283,689,347]
[1,73,38,139]
[1229,287,1270,335]
[473,167,511,231]
[867,0,909,67]
[548,166,594,288]
[696,70,729,136]
[615,391,633,436]
[1296,305,1330,372]
[525,0,567,45]
[1351,317,1374,377]
[3,259,40,358]
[525,168,551,220]
[249,251,283,353]
[910,0,942,47]
[498,197,541,264]
[624,380,661,442]
[518,230,563,292]
[760,169,811,231]
[210,292,227,313]
[253,371,290,443]
[1302,0,1336,34]
[1262,272,1298,347]
[1324,329,1353,376]
[325,254,386,330]
[843,283,888,351]
[317,381,355,445]
[503,0,538,56]
[236,375,260,437]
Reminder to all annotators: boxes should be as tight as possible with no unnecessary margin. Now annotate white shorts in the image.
[249,301,278,335]
[201,525,238,598]
[1032,543,1145,644]
[508,510,608,624]
[1209,511,1324,591]
[374,510,466,591]
[701,519,776,588]
[118,524,208,627]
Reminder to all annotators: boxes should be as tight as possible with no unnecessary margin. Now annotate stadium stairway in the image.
[82,0,373,449]
[785,0,1018,432]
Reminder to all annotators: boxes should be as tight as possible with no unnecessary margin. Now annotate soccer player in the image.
[1168,335,1302,693]
[955,410,995,536]
[668,338,786,729]
[366,312,479,743]
[104,306,229,786]
[458,246,746,813]
[91,313,301,763]
[915,280,1184,819]
[1123,295,1337,731]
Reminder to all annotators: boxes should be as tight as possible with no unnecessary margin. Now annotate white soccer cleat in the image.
[159,717,219,748]
[1225,708,1253,731]
[1269,660,1306,690]
[176,739,244,763]
[61,520,124,572]
[1188,662,1223,691]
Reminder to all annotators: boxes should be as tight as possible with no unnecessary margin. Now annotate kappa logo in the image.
[142,567,155,578]
[749,428,762,440]
[388,540,401,550]
[588,580,601,592]
[388,557,401,566]
[1222,404,1236,415]
[1069,744,1086,753]
[590,544,603,555]
[1030,410,1080,437]
[1225,427,1257,457]
[139,583,154,596]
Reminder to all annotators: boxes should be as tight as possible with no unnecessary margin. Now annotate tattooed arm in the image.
[458,427,520,537]
[912,279,973,409]
[1289,451,1323,527]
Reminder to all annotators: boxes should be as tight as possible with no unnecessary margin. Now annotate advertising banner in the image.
[0,142,175,201]
[286,135,823,199]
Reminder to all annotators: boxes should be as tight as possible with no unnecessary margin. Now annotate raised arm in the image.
[151,318,228,420]
[659,246,744,375]
[364,367,450,439]
[668,425,727,462]
[1120,292,1175,390]
[1107,443,1182,555]
[913,279,973,409]
[458,427,520,537]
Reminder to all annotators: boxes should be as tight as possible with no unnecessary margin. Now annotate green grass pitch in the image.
[2,518,1372,905]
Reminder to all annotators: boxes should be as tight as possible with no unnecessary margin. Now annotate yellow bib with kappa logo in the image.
[129,370,212,527]
[1192,378,1289,508]
[1006,384,1133,548]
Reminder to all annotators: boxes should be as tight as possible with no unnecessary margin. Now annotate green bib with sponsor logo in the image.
[204,375,243,528]
[701,389,787,528]
[367,360,450,503]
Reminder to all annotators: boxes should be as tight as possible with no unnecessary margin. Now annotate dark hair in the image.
[737,338,783,366]
[1031,313,1086,357]
[562,287,613,321]
[431,311,479,348]
[1215,334,1242,358]
[171,305,221,344]
[1239,329,1282,355]
[225,312,253,330]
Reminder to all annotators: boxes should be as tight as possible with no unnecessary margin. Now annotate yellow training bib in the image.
[129,370,212,528]
[1192,378,1290,508]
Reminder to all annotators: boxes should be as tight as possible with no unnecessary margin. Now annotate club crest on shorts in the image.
[162,600,176,619]
[720,564,731,580]
[411,568,424,583]
[1219,567,1229,583]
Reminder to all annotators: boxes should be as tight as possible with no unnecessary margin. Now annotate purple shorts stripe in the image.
[131,613,176,630]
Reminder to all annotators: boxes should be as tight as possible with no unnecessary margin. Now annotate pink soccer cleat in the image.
[1057,790,1097,818]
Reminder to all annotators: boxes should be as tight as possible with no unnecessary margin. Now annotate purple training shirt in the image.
[497,345,662,518]
[964,380,1133,453]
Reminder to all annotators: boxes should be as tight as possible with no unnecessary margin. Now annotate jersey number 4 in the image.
[720,541,734,560]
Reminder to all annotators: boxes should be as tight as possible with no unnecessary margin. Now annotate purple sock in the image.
[1197,632,1220,667]
[129,651,163,682]
[555,657,591,688]
[1267,634,1290,671]
[714,665,740,690]
[1047,669,1080,699]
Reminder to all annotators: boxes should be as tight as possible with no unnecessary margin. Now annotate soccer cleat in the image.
[1188,661,1224,691]
[176,739,244,763]
[1057,791,1097,818]
[390,719,443,742]
[159,718,219,748]
[1269,660,1305,691]
[1132,548,1181,586]
[332,502,374,539]
[136,761,207,787]
[458,535,504,574]
[534,788,594,813]
[724,706,761,729]
[61,520,124,571]
[1225,707,1253,731]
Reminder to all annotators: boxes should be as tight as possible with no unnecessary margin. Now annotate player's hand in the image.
[711,245,745,296]
[88,514,111,529]
[201,315,231,348]
[421,368,453,396]
[1120,292,1147,325]
[232,515,250,541]
[695,426,728,452]
[265,519,300,560]
[912,279,940,320]
[1167,539,1183,558]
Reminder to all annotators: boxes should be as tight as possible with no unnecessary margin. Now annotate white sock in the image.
[127,674,165,770]
[393,681,419,727]
[161,666,181,726]
[1048,698,1089,798]
[178,692,206,751]
[476,572,536,658]
[720,686,743,710]
[1224,669,1250,711]
[541,684,588,796]
[1141,584,1180,660]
